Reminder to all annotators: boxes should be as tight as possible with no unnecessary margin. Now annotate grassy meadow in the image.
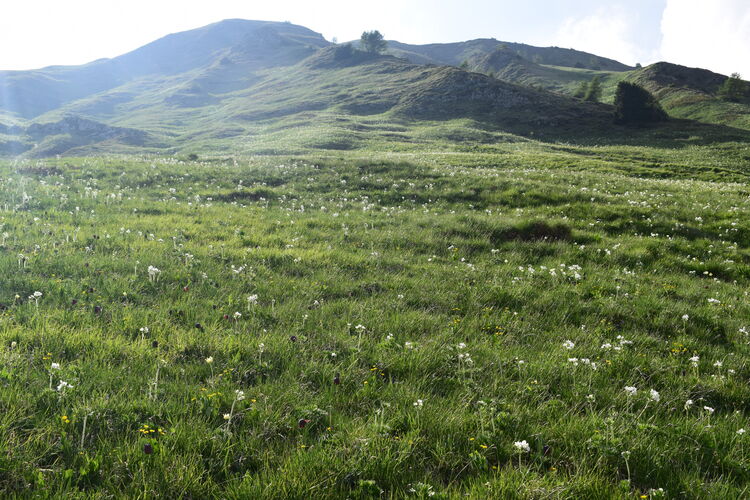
[2,140,750,498]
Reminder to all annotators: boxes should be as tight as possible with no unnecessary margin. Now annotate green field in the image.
[2,140,750,498]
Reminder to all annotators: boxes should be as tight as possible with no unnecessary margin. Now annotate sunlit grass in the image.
[1,148,749,498]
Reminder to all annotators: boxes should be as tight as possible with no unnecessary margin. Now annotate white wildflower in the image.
[56,381,73,391]
[513,440,530,452]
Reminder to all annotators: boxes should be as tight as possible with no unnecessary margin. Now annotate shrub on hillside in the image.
[718,73,747,102]
[334,43,356,61]
[614,82,668,124]
[360,30,387,54]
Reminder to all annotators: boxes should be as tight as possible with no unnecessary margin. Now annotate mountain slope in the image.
[0,33,616,156]
[0,20,329,119]
[154,47,612,152]
[468,48,614,93]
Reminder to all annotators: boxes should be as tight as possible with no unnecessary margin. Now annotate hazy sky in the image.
[1,0,748,76]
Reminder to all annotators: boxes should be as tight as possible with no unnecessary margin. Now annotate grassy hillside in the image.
[621,63,750,130]
[12,43,750,159]
[2,46,625,157]
[2,139,750,497]
[468,58,750,133]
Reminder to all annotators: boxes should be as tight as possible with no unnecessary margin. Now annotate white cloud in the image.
[552,6,645,66]
[660,0,750,76]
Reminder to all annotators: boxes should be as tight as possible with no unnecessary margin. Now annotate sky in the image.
[0,0,748,76]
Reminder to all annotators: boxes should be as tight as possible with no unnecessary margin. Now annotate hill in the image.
[0,21,623,157]
[0,19,747,157]
[453,51,750,133]
[621,63,750,130]
[0,19,329,119]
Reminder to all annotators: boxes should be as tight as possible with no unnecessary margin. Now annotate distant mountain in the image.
[0,20,329,119]
[0,19,745,157]
[387,39,632,71]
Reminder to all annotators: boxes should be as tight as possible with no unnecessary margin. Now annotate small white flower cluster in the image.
[601,335,633,351]
[568,358,597,370]
[456,343,474,365]
[513,440,530,452]
[458,351,474,365]
[57,380,73,392]
[623,386,660,402]
[147,265,161,282]
[512,264,583,283]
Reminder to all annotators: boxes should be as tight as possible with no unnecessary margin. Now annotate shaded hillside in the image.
[625,62,727,105]
[620,63,750,130]
[0,116,156,157]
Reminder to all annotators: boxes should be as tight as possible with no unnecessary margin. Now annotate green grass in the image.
[2,144,750,498]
